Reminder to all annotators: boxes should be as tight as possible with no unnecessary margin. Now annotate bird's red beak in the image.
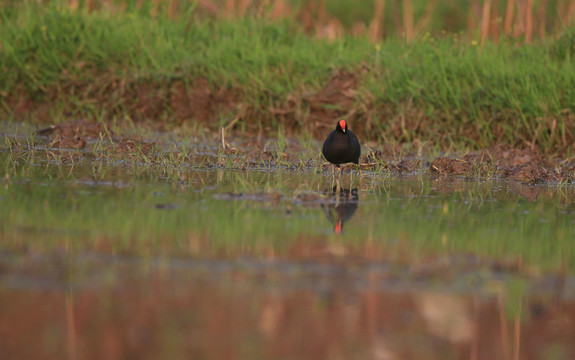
[339,120,346,133]
[335,220,342,234]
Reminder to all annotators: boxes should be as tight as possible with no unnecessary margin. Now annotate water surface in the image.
[2,148,575,360]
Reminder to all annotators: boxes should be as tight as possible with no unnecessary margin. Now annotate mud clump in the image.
[114,139,155,155]
[360,145,420,172]
[35,119,158,156]
[364,144,405,163]
[360,142,573,184]
[35,119,111,150]
[429,158,474,175]
[463,143,540,168]
[36,118,113,139]
[392,159,421,173]
[48,135,87,149]
[503,161,549,184]
[27,120,575,185]
[427,143,573,184]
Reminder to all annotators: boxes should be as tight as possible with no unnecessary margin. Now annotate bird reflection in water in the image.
[322,186,359,234]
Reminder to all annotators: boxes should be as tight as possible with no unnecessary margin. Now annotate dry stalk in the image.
[402,0,414,41]
[490,0,500,42]
[197,0,219,16]
[525,0,534,43]
[150,0,159,18]
[269,0,289,20]
[504,0,515,35]
[480,0,492,45]
[414,0,440,35]
[538,0,547,39]
[468,0,480,35]
[369,0,387,42]
[567,0,575,27]
[168,0,178,19]
[238,0,251,18]
[225,0,237,18]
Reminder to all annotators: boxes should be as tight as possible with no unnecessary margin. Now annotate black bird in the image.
[322,187,359,234]
[322,119,361,178]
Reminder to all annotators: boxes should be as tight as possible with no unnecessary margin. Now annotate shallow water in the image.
[2,148,575,360]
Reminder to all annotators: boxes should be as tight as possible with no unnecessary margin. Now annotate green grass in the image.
[1,1,575,154]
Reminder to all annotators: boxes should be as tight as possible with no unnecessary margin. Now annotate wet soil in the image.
[27,118,575,184]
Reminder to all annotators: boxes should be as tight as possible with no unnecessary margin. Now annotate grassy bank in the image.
[1,1,575,154]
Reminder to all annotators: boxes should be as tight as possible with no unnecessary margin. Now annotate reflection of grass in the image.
[1,2,574,153]
[2,153,575,273]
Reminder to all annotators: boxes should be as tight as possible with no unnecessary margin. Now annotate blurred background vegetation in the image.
[5,0,570,42]
[1,0,574,153]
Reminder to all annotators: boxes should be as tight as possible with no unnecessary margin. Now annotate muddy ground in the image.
[6,69,574,155]
[11,118,575,185]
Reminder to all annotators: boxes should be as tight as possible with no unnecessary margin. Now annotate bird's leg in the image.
[335,178,341,205]
[331,164,336,185]
[349,164,353,183]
